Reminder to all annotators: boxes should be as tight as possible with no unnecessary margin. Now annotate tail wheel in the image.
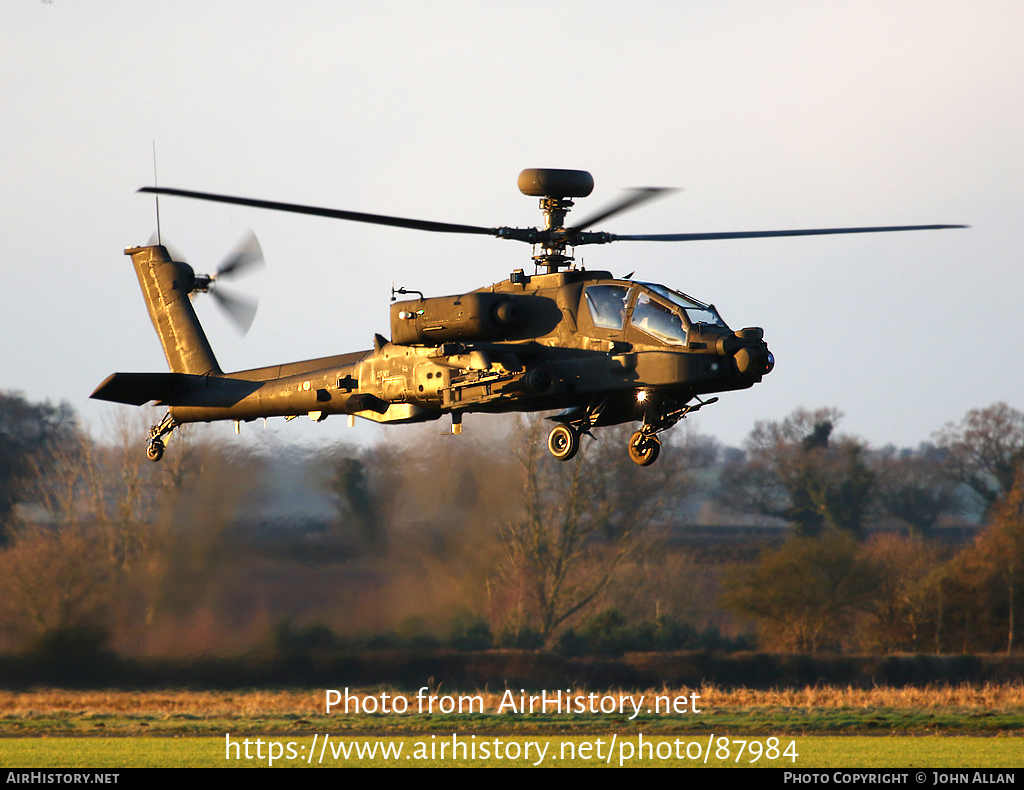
[548,424,580,461]
[628,431,661,466]
[146,439,165,462]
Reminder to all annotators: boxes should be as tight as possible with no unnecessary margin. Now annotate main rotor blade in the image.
[209,287,258,335]
[139,187,497,236]
[571,187,677,232]
[610,224,968,242]
[217,230,264,279]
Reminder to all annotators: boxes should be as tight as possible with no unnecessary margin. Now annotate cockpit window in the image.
[583,284,630,330]
[631,293,688,345]
[645,283,728,328]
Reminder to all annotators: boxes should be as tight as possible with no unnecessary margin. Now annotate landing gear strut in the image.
[146,411,178,462]
[625,393,721,466]
[546,397,611,461]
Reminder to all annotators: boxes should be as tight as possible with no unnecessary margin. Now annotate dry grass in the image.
[2,683,1023,718]
[0,690,322,717]
[697,683,1024,709]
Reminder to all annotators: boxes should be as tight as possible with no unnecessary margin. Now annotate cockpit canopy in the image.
[643,283,727,329]
[581,281,727,346]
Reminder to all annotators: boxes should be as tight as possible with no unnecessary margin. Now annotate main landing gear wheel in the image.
[145,411,178,462]
[548,424,580,461]
[628,431,661,466]
[146,439,165,462]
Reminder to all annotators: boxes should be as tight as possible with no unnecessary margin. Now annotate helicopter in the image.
[91,168,964,465]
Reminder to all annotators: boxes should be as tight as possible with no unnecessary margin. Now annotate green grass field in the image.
[1,734,1023,768]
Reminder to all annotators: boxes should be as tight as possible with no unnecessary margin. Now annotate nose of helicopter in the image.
[734,346,764,375]
[727,329,774,380]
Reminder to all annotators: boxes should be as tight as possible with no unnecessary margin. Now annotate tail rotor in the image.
[149,230,264,335]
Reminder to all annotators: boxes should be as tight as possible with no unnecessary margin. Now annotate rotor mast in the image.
[518,168,595,274]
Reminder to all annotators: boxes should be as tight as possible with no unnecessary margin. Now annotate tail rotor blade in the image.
[210,286,259,335]
[216,230,264,279]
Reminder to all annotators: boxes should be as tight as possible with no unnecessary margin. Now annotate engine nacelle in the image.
[391,292,526,345]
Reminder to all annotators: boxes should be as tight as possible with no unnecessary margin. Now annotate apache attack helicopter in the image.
[91,168,964,465]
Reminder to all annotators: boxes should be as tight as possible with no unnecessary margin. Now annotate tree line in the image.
[0,390,1022,658]
[716,403,1024,655]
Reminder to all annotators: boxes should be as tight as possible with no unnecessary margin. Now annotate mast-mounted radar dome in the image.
[517,169,594,199]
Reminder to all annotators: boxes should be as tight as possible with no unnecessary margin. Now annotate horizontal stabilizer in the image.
[91,372,261,407]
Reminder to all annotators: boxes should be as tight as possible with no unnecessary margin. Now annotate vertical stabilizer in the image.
[125,245,222,375]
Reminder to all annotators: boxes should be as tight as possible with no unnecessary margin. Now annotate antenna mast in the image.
[152,141,162,246]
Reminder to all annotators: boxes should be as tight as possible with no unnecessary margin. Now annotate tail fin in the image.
[125,245,222,375]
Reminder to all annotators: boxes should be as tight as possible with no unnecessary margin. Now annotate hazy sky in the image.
[2,1,1021,451]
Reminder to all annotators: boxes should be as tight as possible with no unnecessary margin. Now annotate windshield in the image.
[583,284,630,330]
[644,283,728,328]
[632,293,688,345]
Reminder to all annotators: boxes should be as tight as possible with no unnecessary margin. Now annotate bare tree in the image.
[0,524,114,645]
[17,425,101,529]
[18,408,198,571]
[719,408,874,537]
[936,402,1024,519]
[498,415,691,642]
[872,445,961,536]
[0,391,78,536]
[4,405,249,650]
